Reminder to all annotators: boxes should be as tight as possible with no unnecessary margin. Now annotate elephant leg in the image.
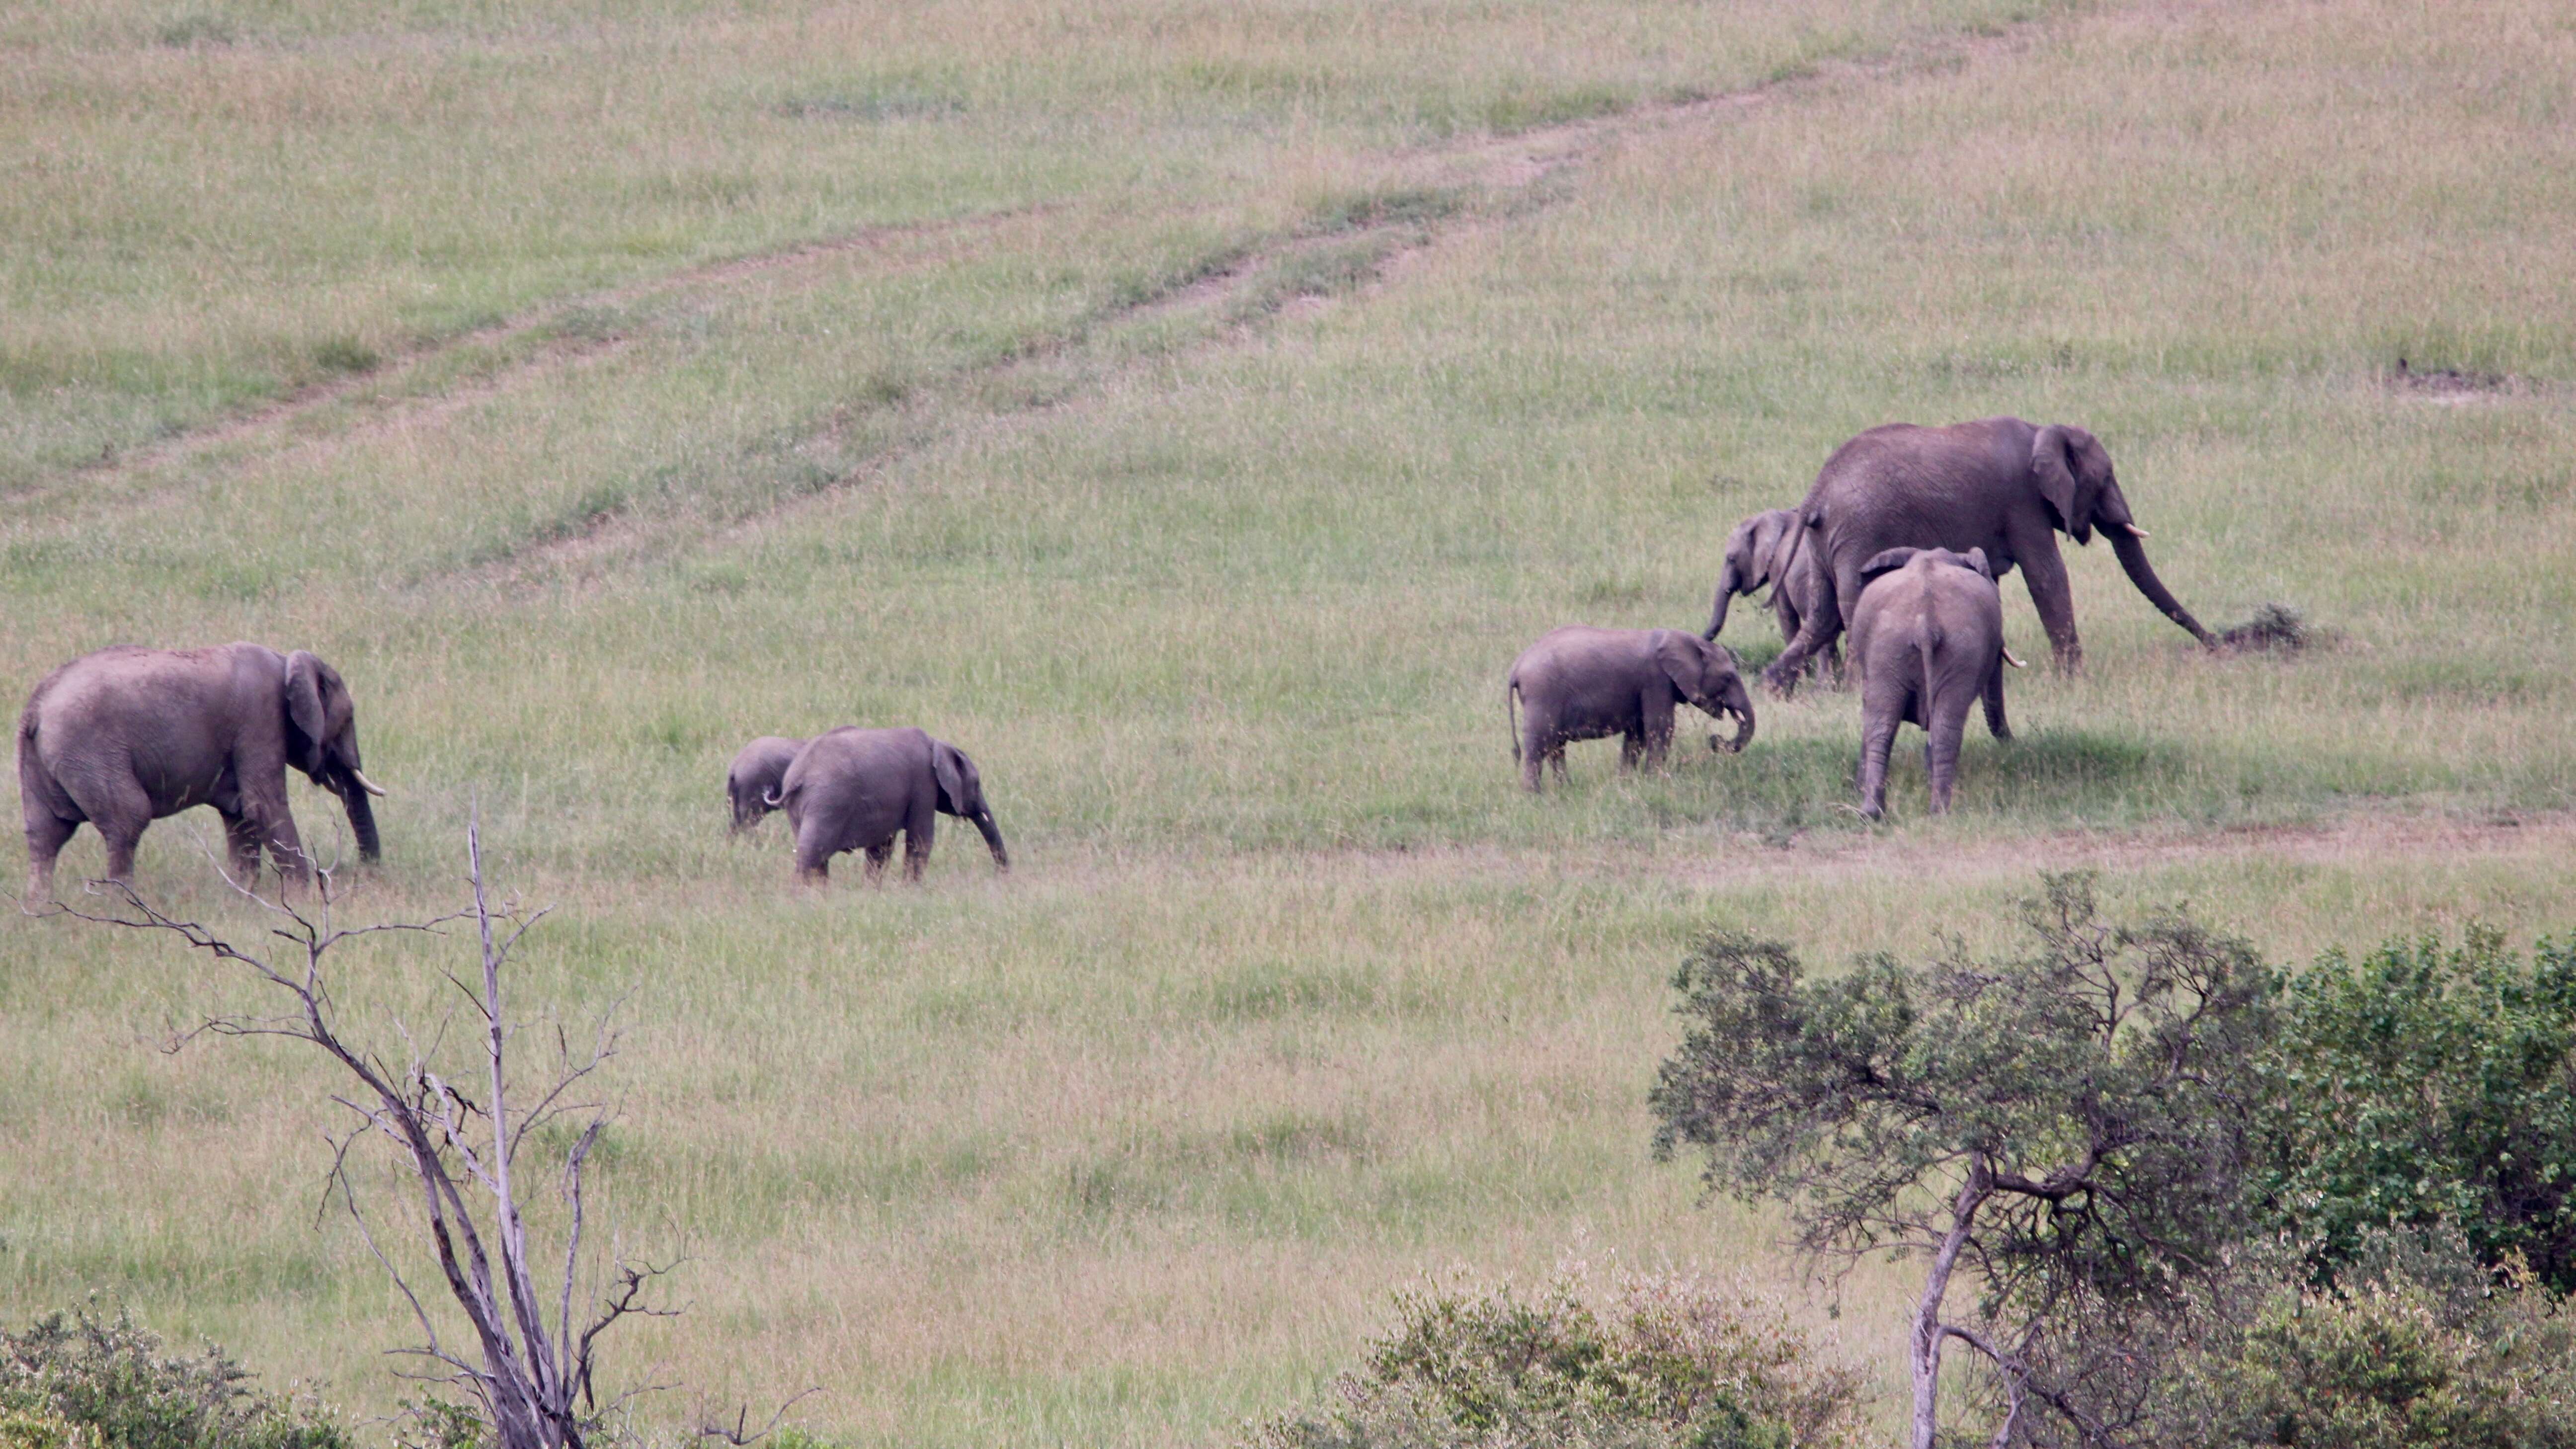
[218,809,266,886]
[2015,534,2083,671]
[1926,698,1971,814]
[1857,711,1900,821]
[1548,746,1570,785]
[1764,563,1848,698]
[1619,731,1642,773]
[22,808,76,903]
[793,816,834,885]
[862,844,891,884]
[1644,688,1681,771]
[259,804,313,884]
[902,804,935,884]
[1982,664,2012,740]
[1521,737,1544,792]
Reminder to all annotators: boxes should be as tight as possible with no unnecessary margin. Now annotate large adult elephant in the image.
[18,644,387,897]
[1760,418,2214,695]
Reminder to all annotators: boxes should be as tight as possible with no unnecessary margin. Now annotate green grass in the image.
[5,0,2576,1444]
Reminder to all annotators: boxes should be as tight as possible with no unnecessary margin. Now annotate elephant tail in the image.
[1506,675,1522,764]
[1919,598,1942,695]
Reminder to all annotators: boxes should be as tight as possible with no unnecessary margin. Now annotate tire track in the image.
[453,8,2085,591]
[27,203,1049,501]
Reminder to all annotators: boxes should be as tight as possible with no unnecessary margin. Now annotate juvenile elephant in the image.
[1703,506,1836,674]
[1762,417,2214,695]
[725,736,806,833]
[1849,547,2026,819]
[771,727,1008,883]
[1507,627,1755,792]
[18,643,388,897]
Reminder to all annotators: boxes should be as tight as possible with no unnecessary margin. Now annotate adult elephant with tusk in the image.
[1759,417,2214,695]
[18,643,388,898]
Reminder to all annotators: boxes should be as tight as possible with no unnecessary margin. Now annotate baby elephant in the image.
[1849,547,2025,819]
[1707,506,1838,680]
[725,736,806,833]
[772,726,1008,883]
[1507,627,1755,791]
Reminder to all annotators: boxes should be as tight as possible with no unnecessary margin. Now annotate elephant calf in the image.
[772,726,1008,884]
[19,643,387,896]
[1507,627,1755,792]
[1849,547,2025,819]
[725,736,806,833]
[1704,506,1836,675]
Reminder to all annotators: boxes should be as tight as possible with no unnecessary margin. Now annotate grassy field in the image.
[4,0,2575,1443]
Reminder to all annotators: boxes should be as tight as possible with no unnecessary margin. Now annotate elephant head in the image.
[930,740,1010,872]
[1656,632,1756,753]
[1860,545,1994,585]
[1705,508,1800,640]
[284,650,387,861]
[2030,425,2216,646]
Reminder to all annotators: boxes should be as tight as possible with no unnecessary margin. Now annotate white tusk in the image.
[348,768,389,798]
[2001,648,2028,669]
[2122,524,2151,538]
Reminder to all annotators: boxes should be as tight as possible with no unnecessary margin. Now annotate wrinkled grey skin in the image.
[1507,627,1755,792]
[1849,547,2021,820]
[1761,417,2214,696]
[771,726,1008,883]
[1704,506,1838,676]
[18,644,386,897]
[725,736,806,833]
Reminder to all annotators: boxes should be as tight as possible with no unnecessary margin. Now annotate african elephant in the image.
[725,736,806,833]
[1507,627,1755,791]
[1761,417,2214,695]
[771,726,1008,883]
[1703,506,1837,675]
[1849,547,2026,819]
[18,643,387,897]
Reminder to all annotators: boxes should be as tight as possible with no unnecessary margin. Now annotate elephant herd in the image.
[1514,414,2214,817]
[15,415,2214,897]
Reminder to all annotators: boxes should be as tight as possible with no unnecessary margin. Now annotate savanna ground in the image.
[3,0,2574,1442]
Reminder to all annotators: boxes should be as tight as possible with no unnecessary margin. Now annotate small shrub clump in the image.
[1245,1267,1870,1449]
[0,1305,349,1449]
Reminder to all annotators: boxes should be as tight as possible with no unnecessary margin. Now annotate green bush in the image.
[2254,927,2576,1291]
[1244,1268,1869,1449]
[0,1306,348,1449]
[2190,1256,2576,1449]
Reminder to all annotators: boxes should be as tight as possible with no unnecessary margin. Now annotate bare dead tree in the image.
[54,819,674,1449]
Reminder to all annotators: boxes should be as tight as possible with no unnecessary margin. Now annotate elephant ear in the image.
[1859,547,1921,586]
[930,741,973,816]
[1962,547,1995,580]
[1762,515,1806,591]
[2031,425,2091,544]
[284,651,329,753]
[1749,513,1793,591]
[1653,631,1721,712]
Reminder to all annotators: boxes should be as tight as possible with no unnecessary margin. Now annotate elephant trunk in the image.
[336,771,382,862]
[2108,528,2215,646]
[1708,693,1756,754]
[971,809,1010,872]
[1705,565,1739,640]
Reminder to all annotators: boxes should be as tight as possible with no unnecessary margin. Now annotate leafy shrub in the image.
[0,1306,348,1449]
[2254,927,2576,1290]
[1244,1267,1869,1449]
[2167,1244,2576,1449]
[0,1406,96,1449]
